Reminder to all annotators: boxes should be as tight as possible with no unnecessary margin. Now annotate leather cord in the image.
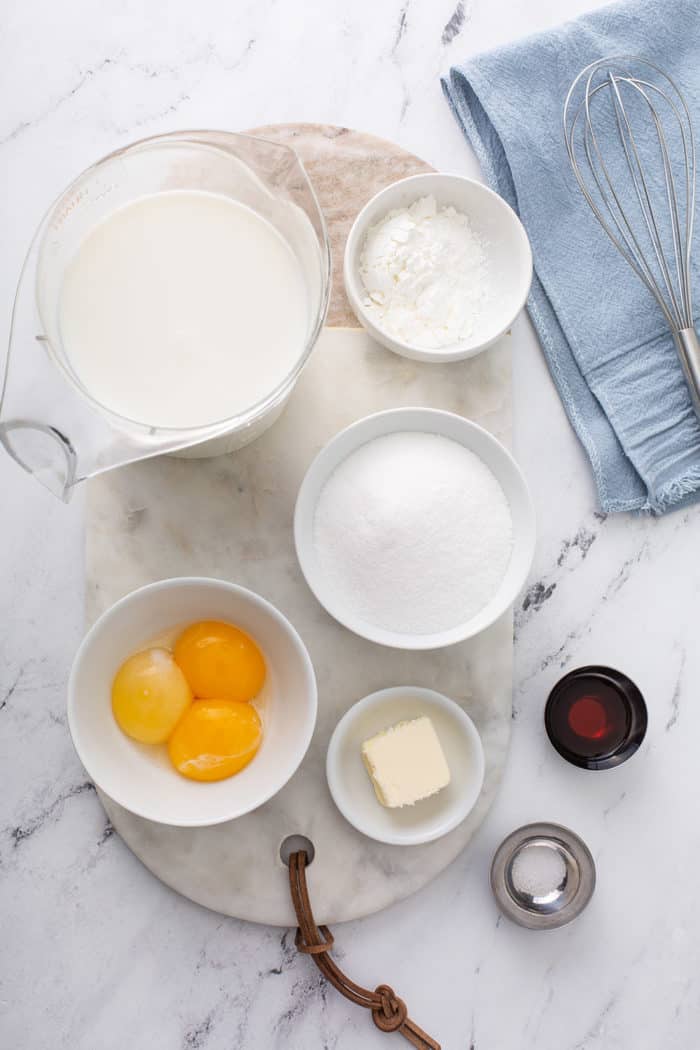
[288,850,441,1049]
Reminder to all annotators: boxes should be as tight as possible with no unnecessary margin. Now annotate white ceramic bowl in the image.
[326,686,485,846]
[295,407,536,649]
[68,577,317,827]
[344,172,532,362]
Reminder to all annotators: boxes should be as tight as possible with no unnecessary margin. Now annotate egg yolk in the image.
[168,699,262,781]
[173,620,266,702]
[112,648,192,744]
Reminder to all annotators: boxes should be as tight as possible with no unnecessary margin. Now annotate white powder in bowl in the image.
[358,194,489,350]
[510,844,567,899]
[312,431,513,636]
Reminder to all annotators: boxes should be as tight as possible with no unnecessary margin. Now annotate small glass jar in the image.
[545,665,647,770]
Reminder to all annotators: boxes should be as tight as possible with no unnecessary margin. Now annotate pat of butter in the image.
[361,716,450,808]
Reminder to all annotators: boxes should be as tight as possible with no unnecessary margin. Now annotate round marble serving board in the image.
[87,124,513,926]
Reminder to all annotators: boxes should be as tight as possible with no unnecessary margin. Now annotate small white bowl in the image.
[294,407,535,650]
[68,577,317,827]
[344,172,532,362]
[326,686,485,846]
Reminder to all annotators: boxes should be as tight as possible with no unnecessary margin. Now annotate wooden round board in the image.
[91,125,513,925]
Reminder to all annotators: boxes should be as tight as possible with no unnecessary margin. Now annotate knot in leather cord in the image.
[372,985,408,1033]
[294,925,334,955]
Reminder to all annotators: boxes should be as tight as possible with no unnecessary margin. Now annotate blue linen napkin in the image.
[443,0,700,513]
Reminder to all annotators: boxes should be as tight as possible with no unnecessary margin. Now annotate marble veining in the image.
[2,0,700,1047]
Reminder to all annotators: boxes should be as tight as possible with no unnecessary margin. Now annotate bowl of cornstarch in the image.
[343,173,532,363]
[294,407,535,649]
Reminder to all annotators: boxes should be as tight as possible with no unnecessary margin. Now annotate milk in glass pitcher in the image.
[0,131,331,500]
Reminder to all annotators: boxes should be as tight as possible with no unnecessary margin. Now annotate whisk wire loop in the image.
[579,79,672,321]
[609,77,685,324]
[564,54,700,418]
[564,56,696,332]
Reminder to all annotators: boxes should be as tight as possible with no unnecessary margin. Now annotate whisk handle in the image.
[673,328,700,421]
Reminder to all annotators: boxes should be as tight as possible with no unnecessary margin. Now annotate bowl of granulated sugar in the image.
[294,407,535,650]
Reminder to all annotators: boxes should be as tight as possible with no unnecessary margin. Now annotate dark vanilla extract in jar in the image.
[545,666,647,769]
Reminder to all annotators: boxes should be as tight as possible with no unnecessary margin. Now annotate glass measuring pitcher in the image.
[0,131,331,500]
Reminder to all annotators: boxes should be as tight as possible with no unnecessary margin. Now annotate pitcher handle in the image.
[0,420,77,501]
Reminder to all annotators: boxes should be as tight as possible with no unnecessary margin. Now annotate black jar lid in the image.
[544,665,647,770]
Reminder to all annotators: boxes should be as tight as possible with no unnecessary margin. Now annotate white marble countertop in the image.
[2,1,698,1047]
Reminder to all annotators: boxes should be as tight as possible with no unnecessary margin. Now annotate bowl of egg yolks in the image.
[68,577,317,826]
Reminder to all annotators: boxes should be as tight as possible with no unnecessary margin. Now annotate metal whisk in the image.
[563,56,700,416]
